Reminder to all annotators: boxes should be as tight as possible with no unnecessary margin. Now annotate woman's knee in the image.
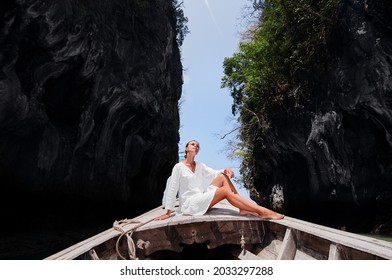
[220,172,231,181]
[210,185,230,207]
[217,173,232,185]
[217,184,232,196]
[211,173,226,187]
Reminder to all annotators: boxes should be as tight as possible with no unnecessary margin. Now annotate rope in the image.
[113,217,156,260]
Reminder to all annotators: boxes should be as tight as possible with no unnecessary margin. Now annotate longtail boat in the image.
[45,202,392,260]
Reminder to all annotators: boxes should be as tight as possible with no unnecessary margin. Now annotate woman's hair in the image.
[184,140,200,158]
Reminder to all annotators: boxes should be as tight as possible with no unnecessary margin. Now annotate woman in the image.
[157,140,284,220]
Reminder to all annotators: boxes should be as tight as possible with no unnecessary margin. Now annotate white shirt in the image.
[163,161,223,215]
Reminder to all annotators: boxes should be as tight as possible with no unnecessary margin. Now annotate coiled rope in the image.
[113,217,156,260]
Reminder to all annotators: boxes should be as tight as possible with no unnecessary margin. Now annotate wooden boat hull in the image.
[45,202,392,260]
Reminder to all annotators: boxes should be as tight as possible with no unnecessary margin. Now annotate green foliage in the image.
[172,0,189,46]
[221,0,340,189]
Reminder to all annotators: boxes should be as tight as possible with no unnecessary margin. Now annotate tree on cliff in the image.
[221,0,340,190]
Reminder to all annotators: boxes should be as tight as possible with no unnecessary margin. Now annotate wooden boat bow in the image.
[45,202,392,260]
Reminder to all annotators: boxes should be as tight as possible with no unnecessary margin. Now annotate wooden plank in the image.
[328,243,341,260]
[45,205,166,260]
[133,219,267,257]
[277,217,392,259]
[45,228,117,260]
[233,248,263,260]
[257,240,281,259]
[294,250,316,260]
[137,203,262,232]
[46,202,248,259]
[277,228,296,260]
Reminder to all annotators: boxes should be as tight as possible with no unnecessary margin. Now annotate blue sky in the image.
[179,0,252,200]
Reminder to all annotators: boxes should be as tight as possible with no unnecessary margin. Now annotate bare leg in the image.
[213,174,257,216]
[239,209,260,217]
[209,174,284,220]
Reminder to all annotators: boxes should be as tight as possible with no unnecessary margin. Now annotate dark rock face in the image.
[0,0,182,258]
[252,0,392,233]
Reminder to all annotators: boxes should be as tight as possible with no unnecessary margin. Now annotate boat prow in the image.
[45,202,392,260]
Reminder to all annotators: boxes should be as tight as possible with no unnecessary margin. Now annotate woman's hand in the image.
[155,210,173,221]
[223,168,235,179]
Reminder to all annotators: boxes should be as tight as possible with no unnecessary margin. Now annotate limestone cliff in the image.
[252,0,392,233]
[0,0,182,258]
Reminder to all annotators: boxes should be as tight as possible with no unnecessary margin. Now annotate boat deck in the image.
[45,202,392,260]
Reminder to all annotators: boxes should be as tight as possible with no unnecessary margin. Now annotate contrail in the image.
[203,0,222,35]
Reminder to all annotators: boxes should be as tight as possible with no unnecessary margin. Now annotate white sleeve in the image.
[200,162,223,185]
[161,176,171,208]
[162,164,181,211]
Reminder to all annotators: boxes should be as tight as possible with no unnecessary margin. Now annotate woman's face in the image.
[186,140,200,156]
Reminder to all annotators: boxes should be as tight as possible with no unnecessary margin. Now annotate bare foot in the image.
[268,213,285,220]
[258,208,285,220]
[253,206,284,220]
[239,209,260,217]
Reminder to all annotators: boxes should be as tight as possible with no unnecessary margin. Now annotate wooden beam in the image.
[277,228,296,260]
[231,248,263,260]
[328,243,341,260]
[278,216,392,259]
